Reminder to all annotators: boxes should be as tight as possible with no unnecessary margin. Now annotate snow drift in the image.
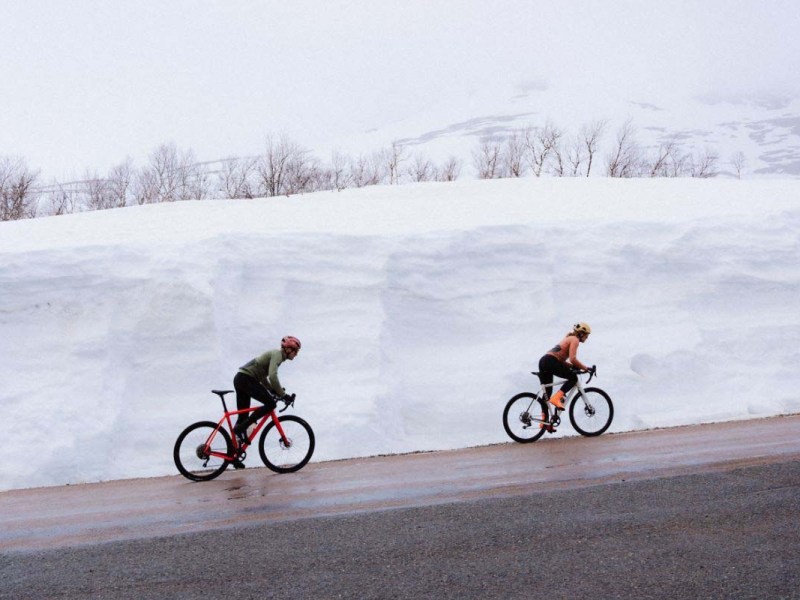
[1,177,799,491]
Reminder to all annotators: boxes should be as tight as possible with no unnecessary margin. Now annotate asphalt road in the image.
[1,416,799,599]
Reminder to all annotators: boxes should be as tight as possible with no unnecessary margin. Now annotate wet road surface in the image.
[2,415,799,553]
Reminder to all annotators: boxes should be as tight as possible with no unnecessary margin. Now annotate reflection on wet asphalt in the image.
[1,415,798,552]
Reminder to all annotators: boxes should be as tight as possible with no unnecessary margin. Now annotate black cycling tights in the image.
[538,354,577,397]
[233,372,277,426]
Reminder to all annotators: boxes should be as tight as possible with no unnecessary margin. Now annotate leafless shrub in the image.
[437,156,462,182]
[729,151,746,179]
[566,135,585,177]
[82,170,117,211]
[41,184,80,216]
[256,135,319,197]
[135,143,209,203]
[606,120,644,178]
[581,120,606,177]
[501,131,527,177]
[645,139,680,177]
[0,156,39,221]
[688,148,719,178]
[283,153,323,195]
[349,152,385,188]
[133,164,160,205]
[407,153,437,182]
[550,138,567,177]
[328,150,352,191]
[218,156,256,199]
[473,140,502,179]
[379,142,407,185]
[106,158,134,207]
[523,122,562,177]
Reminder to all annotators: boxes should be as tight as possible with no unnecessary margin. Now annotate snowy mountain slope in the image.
[322,84,800,178]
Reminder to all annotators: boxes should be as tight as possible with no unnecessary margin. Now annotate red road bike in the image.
[173,390,315,481]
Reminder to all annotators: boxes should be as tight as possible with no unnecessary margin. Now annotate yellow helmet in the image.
[573,322,592,336]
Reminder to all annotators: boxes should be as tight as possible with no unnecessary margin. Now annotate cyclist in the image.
[539,323,592,411]
[231,336,301,467]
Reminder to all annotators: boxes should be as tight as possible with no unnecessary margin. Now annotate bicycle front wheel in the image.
[569,387,614,437]
[503,393,549,443]
[174,421,232,481]
[259,415,315,473]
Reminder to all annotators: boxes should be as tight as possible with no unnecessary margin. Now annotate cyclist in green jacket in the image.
[232,336,301,453]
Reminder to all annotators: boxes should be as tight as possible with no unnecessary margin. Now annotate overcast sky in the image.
[1,0,798,181]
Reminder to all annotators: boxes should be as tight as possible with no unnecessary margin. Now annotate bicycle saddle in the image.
[211,389,234,398]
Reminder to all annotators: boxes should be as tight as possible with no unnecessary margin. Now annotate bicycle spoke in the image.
[569,388,613,437]
[259,416,315,473]
[174,422,232,481]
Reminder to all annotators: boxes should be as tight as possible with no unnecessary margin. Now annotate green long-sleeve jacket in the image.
[238,349,286,396]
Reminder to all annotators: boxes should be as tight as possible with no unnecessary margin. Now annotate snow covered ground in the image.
[1,177,799,492]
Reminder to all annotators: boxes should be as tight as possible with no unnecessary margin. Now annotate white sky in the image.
[1,0,798,180]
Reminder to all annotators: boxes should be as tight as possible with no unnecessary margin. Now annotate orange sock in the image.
[549,390,565,410]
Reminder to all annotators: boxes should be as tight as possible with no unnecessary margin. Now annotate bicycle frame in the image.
[203,405,291,463]
[534,374,593,420]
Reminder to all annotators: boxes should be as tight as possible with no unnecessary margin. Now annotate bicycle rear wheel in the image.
[502,393,549,443]
[569,387,614,437]
[174,421,232,481]
[259,415,315,473]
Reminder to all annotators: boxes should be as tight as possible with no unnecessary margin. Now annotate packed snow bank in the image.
[1,178,799,491]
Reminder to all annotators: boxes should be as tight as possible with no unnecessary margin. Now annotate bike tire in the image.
[569,387,614,437]
[174,421,232,481]
[258,415,315,473]
[502,393,549,443]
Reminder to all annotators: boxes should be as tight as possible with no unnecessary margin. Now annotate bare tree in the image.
[473,140,502,179]
[133,163,160,205]
[563,132,583,177]
[380,142,407,185]
[606,120,643,178]
[150,143,181,201]
[218,156,256,199]
[283,152,322,195]
[83,170,117,211]
[437,156,462,182]
[523,122,562,177]
[581,120,606,177]
[550,137,567,177]
[107,158,134,207]
[135,143,208,202]
[646,139,680,177]
[0,156,39,221]
[501,131,527,177]
[729,151,746,179]
[329,150,352,191]
[256,135,317,197]
[42,184,80,216]
[181,157,210,200]
[689,149,719,178]
[349,152,385,187]
[664,146,690,177]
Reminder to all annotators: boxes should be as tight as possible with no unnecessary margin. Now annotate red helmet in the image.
[281,336,301,352]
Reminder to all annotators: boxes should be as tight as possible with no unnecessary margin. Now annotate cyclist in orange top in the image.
[539,322,592,410]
